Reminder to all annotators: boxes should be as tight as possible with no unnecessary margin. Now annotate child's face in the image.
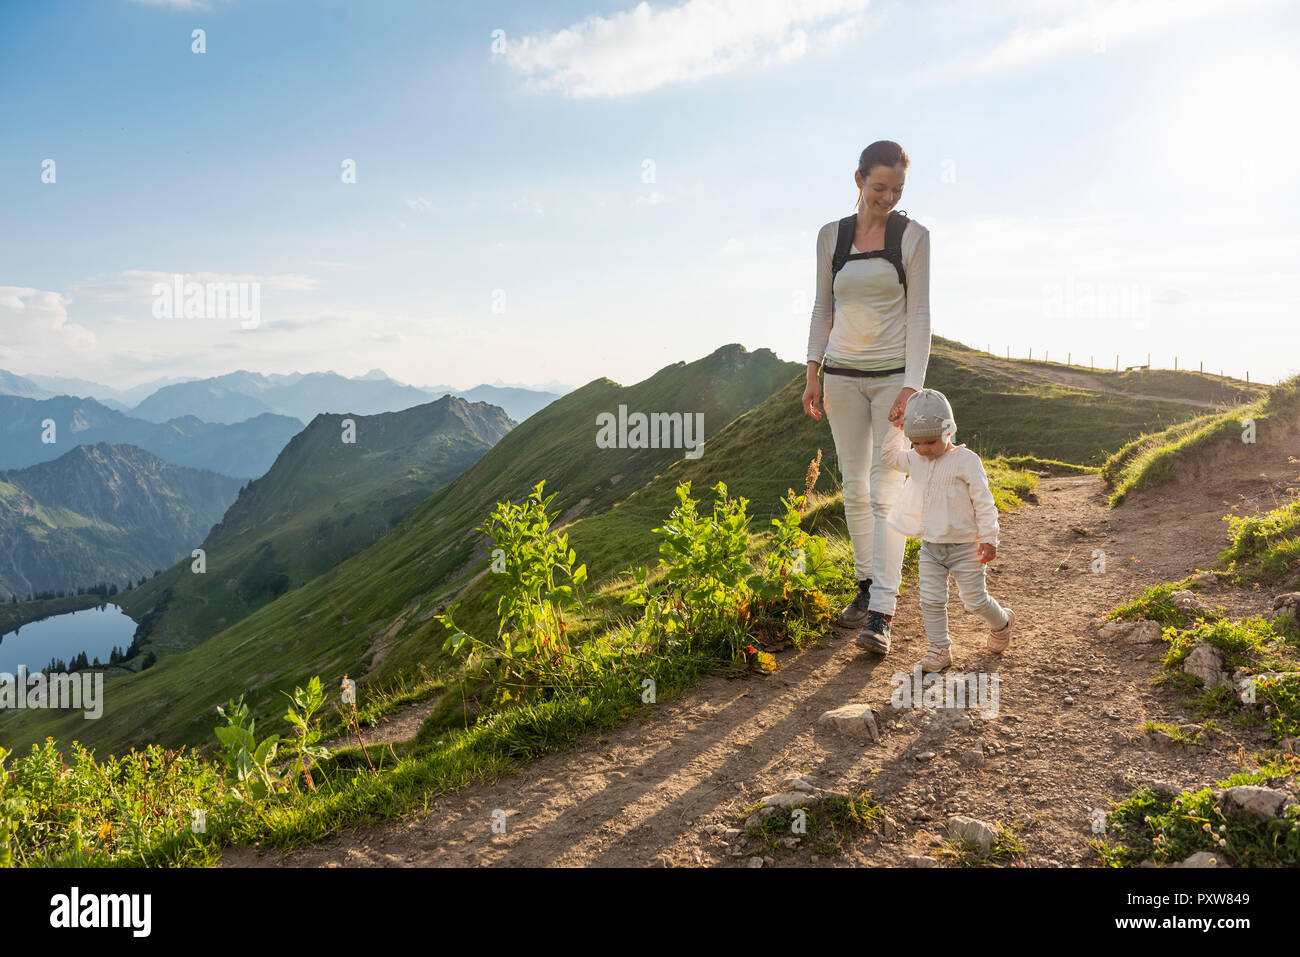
[909,434,952,459]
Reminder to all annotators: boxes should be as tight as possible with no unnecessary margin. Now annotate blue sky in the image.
[2,0,1298,392]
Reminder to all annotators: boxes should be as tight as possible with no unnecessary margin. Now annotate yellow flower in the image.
[98,822,113,840]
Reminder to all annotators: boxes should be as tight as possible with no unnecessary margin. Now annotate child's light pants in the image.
[918,541,1009,648]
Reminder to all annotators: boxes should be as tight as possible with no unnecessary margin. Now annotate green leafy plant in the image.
[625,480,754,661]
[283,676,331,793]
[747,484,835,626]
[438,481,588,700]
[214,694,284,802]
[0,740,224,867]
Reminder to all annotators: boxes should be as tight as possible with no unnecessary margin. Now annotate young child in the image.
[880,389,1015,672]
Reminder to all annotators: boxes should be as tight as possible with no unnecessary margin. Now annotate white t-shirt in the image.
[805,217,932,393]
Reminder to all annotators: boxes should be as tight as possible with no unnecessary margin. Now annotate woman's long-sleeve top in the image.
[805,216,931,393]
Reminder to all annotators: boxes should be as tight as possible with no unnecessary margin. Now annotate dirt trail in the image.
[223,435,1299,868]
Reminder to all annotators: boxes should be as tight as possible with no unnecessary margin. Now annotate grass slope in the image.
[116,396,513,651]
[0,344,800,754]
[1101,375,1300,505]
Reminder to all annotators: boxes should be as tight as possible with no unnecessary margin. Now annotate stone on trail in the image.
[817,703,881,743]
[905,855,940,867]
[1221,785,1289,820]
[947,816,997,854]
[783,774,816,793]
[1271,592,1300,625]
[1172,851,1229,868]
[1182,643,1230,689]
[1094,619,1163,644]
[1169,589,1213,617]
[760,791,821,810]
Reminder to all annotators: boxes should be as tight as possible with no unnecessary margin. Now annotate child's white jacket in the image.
[880,427,1000,545]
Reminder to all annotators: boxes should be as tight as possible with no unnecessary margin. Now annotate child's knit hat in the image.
[903,388,957,441]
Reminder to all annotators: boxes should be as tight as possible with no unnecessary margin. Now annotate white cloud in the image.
[0,287,97,350]
[502,0,874,98]
[910,0,1283,87]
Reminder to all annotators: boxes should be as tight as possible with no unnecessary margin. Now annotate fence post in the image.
[1174,356,1178,371]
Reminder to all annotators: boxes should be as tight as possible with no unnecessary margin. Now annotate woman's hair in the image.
[857,140,909,178]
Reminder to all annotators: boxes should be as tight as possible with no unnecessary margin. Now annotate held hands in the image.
[975,543,997,564]
[888,386,917,424]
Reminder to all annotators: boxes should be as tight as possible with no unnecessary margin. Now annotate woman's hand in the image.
[888,386,918,424]
[802,376,823,420]
[976,543,997,564]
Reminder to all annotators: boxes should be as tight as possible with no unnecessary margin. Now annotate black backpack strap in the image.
[830,214,857,285]
[830,210,910,297]
[884,209,909,296]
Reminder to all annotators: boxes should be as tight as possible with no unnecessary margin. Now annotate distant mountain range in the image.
[118,394,514,648]
[13,372,198,408]
[0,443,243,599]
[0,368,565,426]
[0,395,303,479]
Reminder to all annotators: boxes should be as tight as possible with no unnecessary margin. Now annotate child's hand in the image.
[976,543,997,564]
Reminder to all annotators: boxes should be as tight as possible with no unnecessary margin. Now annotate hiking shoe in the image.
[987,608,1015,653]
[919,643,951,672]
[835,583,872,629]
[855,610,893,654]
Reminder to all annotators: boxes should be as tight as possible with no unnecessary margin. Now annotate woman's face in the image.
[857,163,905,214]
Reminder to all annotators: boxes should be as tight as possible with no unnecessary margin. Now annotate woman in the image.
[802,140,931,655]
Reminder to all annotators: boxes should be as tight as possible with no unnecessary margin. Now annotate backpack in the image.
[831,208,910,298]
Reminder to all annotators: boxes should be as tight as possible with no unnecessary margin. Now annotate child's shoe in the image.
[987,608,1015,653]
[919,643,951,672]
